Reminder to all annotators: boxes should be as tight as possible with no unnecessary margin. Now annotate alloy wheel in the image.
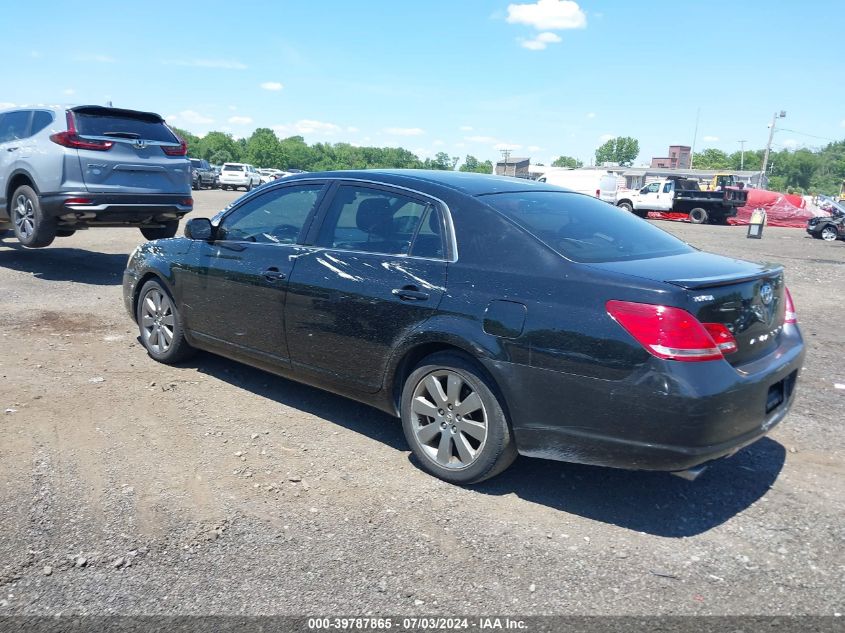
[821,226,837,241]
[13,195,35,240]
[140,288,176,354]
[410,370,488,469]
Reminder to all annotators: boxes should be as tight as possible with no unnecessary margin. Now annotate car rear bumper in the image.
[488,325,805,473]
[40,192,193,227]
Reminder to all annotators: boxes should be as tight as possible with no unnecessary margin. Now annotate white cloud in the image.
[494,142,522,151]
[384,127,425,136]
[783,138,798,149]
[466,135,498,144]
[520,31,562,50]
[703,135,719,142]
[167,110,214,125]
[162,59,247,70]
[74,54,115,63]
[260,81,284,91]
[586,112,596,119]
[507,0,587,30]
[0,102,16,109]
[460,125,474,132]
[228,116,253,125]
[347,126,359,133]
[273,120,342,136]
[63,88,75,96]
[598,133,615,143]
[840,119,845,128]
[433,139,445,146]
[454,142,466,149]
[228,105,238,111]
[527,145,542,152]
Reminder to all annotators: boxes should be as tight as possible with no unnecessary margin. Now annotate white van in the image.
[536,169,619,204]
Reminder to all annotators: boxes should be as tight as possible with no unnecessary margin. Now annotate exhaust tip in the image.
[671,464,708,481]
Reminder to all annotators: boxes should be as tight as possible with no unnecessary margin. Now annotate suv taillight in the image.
[784,287,797,324]
[49,111,113,151]
[606,300,737,362]
[162,139,188,156]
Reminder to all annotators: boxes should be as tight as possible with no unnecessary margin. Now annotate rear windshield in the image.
[482,191,693,263]
[73,111,178,143]
[190,159,202,168]
[223,164,245,171]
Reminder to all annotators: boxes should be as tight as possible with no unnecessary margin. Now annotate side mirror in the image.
[185,217,214,241]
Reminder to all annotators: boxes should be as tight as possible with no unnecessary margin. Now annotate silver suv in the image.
[0,105,192,247]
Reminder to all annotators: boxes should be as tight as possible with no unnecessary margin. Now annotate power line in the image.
[777,128,839,143]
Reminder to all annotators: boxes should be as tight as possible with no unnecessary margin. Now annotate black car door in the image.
[284,182,450,392]
[181,182,327,363]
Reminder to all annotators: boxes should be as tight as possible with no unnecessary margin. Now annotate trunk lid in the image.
[589,252,787,366]
[71,106,190,194]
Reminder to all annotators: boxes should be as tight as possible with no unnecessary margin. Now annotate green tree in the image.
[692,148,730,170]
[195,131,241,163]
[551,155,583,168]
[459,155,494,174]
[244,128,282,168]
[595,136,639,167]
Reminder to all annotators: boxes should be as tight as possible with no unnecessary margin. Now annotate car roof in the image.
[283,169,567,197]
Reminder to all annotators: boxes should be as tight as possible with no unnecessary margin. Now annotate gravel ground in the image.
[0,189,843,616]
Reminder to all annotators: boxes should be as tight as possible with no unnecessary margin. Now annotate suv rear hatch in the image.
[590,252,788,366]
[69,106,189,194]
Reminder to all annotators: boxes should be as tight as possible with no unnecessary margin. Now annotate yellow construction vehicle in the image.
[700,173,737,191]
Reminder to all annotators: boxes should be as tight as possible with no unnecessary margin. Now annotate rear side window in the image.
[73,111,177,143]
[482,192,693,263]
[0,110,31,142]
[31,111,54,135]
[316,185,440,257]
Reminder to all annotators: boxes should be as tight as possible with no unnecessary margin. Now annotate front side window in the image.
[0,110,31,143]
[482,191,693,263]
[316,185,441,257]
[217,184,324,244]
[644,182,660,193]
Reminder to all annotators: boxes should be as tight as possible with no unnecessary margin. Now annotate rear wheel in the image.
[136,279,194,363]
[11,185,56,248]
[617,201,633,213]
[401,352,517,484]
[246,182,253,192]
[689,207,709,224]
[140,221,179,240]
[821,225,838,241]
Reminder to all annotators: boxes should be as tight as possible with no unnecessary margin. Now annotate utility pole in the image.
[738,140,747,170]
[760,111,785,188]
[690,107,701,169]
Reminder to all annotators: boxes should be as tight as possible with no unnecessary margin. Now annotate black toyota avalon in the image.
[123,170,804,484]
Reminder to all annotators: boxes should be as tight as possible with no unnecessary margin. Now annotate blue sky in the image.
[3,0,844,166]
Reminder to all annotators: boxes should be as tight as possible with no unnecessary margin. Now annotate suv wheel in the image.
[140,221,179,240]
[401,352,517,484]
[821,225,838,241]
[246,182,253,192]
[136,279,195,363]
[11,185,56,248]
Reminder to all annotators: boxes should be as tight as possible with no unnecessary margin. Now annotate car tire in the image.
[56,228,76,237]
[191,179,199,191]
[821,225,838,241]
[246,182,253,192]
[401,351,517,485]
[617,201,633,213]
[136,279,195,364]
[140,221,179,240]
[11,185,56,248]
[689,207,709,224]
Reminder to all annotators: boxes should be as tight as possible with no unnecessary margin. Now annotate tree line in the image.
[172,127,494,175]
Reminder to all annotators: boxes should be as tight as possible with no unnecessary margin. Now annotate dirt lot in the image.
[0,189,843,616]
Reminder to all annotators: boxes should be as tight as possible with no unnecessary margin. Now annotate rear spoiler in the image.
[69,105,164,123]
[667,265,783,289]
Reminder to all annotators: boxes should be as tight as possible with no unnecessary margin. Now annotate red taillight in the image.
[595,189,600,197]
[64,197,93,205]
[180,198,194,207]
[49,111,114,151]
[784,287,797,324]
[606,300,734,362]
[162,139,188,156]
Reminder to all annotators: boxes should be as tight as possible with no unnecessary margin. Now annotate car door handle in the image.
[392,286,429,301]
[262,267,287,282]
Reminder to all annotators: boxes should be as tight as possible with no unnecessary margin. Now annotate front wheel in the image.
[689,207,709,224]
[140,221,179,240]
[136,279,195,363]
[11,186,56,248]
[401,352,517,484]
[821,225,838,241]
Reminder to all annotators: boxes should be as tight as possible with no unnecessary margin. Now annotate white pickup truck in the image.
[615,177,748,224]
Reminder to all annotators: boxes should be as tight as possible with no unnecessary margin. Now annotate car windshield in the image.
[482,191,694,263]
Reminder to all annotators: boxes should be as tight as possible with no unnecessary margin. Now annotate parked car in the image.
[190,158,218,190]
[123,170,804,484]
[536,169,619,204]
[218,163,261,191]
[257,168,283,185]
[616,177,748,224]
[0,105,192,246]
[806,197,845,241]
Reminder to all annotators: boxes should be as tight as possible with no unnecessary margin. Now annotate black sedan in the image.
[123,170,804,484]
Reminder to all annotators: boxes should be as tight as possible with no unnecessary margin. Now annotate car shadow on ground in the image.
[182,350,786,538]
[0,240,128,285]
